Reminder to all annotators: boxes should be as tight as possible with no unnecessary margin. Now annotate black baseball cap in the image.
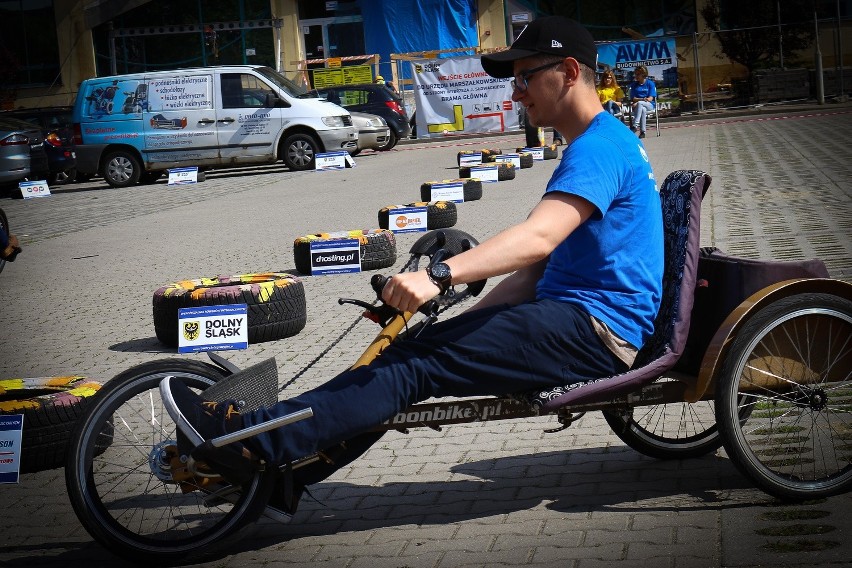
[480,16,598,78]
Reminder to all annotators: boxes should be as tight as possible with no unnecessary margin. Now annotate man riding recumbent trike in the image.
[64,170,851,563]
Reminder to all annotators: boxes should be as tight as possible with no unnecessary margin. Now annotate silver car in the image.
[349,112,390,156]
[0,117,49,187]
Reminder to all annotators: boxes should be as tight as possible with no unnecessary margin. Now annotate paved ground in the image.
[0,104,851,567]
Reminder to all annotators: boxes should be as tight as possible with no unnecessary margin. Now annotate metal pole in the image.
[777,0,784,68]
[108,22,117,75]
[838,0,846,101]
[815,10,824,104]
[693,32,704,112]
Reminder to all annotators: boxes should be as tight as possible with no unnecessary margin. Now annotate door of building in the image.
[299,16,365,70]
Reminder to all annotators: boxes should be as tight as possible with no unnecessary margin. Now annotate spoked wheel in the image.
[716,292,852,500]
[602,396,725,459]
[65,359,276,563]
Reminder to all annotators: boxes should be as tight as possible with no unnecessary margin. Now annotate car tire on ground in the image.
[152,273,307,347]
[102,149,142,188]
[378,129,398,151]
[515,145,558,160]
[293,230,396,275]
[378,201,457,230]
[519,152,534,168]
[420,178,482,202]
[281,132,320,171]
[0,376,105,473]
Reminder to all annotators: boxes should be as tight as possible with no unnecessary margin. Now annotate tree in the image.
[700,0,814,73]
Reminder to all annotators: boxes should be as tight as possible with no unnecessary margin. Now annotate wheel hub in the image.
[148,440,181,481]
[808,388,828,411]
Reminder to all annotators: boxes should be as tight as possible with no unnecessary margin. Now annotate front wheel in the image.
[102,150,141,188]
[716,292,852,500]
[65,359,275,563]
[281,133,319,171]
[378,128,398,151]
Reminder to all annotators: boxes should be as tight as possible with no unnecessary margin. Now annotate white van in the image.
[72,65,358,187]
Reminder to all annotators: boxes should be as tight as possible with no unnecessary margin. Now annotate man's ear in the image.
[563,57,581,86]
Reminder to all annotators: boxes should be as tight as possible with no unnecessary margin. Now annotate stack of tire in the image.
[293,229,397,275]
[516,144,559,160]
[456,148,503,165]
[378,201,457,230]
[459,162,516,181]
[0,376,106,473]
[152,273,307,346]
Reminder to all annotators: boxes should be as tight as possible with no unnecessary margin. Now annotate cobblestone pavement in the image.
[0,106,850,568]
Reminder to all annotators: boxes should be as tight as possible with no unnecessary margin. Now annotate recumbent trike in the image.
[64,170,852,563]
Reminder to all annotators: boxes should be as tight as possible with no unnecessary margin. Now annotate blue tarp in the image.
[359,0,478,78]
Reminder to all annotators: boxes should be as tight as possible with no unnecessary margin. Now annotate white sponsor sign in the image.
[168,166,198,185]
[428,182,464,203]
[458,152,482,167]
[411,56,518,138]
[315,151,348,171]
[310,238,361,274]
[494,153,520,168]
[0,415,23,484]
[387,206,428,233]
[19,180,50,199]
[470,165,498,183]
[520,147,545,160]
[178,304,248,353]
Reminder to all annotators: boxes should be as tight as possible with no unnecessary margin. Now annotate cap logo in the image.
[551,39,563,48]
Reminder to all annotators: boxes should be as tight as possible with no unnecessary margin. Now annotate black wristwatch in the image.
[427,262,452,294]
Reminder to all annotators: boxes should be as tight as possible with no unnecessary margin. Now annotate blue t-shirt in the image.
[536,111,662,349]
[629,79,657,108]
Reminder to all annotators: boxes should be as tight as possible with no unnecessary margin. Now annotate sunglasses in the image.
[511,61,562,93]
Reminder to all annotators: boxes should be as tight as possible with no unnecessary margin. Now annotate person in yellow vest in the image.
[374,74,397,93]
[597,70,624,116]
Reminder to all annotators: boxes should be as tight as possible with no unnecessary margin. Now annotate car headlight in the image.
[369,117,384,127]
[322,116,345,128]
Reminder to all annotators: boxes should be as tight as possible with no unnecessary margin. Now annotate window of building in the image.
[0,0,61,87]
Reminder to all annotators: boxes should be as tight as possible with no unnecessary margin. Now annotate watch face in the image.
[430,262,451,280]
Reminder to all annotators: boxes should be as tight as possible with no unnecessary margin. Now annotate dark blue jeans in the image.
[242,299,627,466]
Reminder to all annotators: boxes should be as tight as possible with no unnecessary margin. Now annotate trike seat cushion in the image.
[525,170,711,412]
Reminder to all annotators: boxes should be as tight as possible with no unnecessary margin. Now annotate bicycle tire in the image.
[602,398,724,460]
[715,292,852,500]
[65,359,276,563]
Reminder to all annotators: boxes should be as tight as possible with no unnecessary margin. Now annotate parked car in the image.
[0,117,50,188]
[349,112,390,155]
[1,107,77,184]
[312,83,410,150]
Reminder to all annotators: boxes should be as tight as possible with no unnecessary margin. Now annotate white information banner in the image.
[459,152,482,167]
[520,147,545,160]
[178,304,248,353]
[168,166,198,185]
[315,151,348,171]
[19,180,50,199]
[470,165,498,183]
[411,56,519,138]
[387,206,428,233]
[0,415,24,484]
[310,238,361,274]
[428,182,464,203]
[494,154,520,168]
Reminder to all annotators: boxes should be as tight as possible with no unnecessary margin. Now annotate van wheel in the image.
[378,129,398,151]
[102,150,141,188]
[282,133,319,171]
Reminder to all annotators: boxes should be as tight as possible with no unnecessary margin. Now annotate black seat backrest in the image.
[527,170,711,412]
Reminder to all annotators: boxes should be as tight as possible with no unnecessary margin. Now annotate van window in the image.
[221,73,275,109]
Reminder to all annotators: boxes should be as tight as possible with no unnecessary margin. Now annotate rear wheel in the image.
[102,150,141,188]
[65,359,275,563]
[716,292,852,500]
[602,397,725,460]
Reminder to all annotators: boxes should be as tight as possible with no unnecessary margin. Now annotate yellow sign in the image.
[327,57,342,68]
[311,65,373,88]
